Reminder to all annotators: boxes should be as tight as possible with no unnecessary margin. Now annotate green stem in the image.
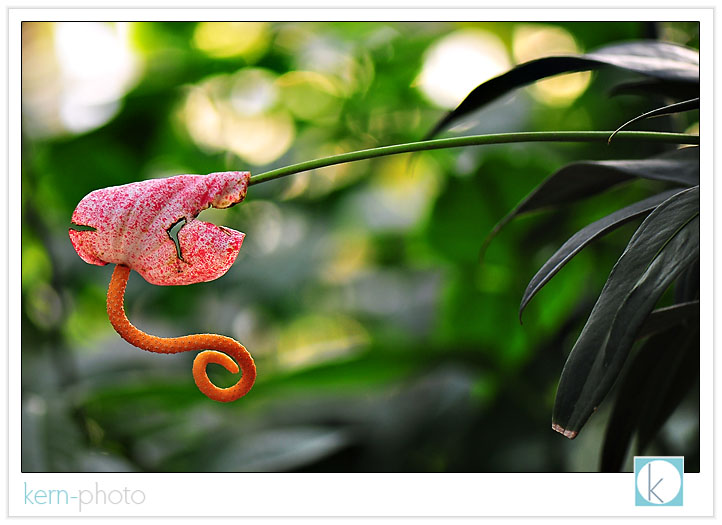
[249,131,699,186]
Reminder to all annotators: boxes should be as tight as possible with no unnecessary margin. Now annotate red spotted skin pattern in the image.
[108,264,256,402]
[69,171,250,286]
[70,172,255,401]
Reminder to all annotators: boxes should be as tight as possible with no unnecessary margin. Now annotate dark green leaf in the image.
[552,186,700,439]
[609,79,700,100]
[635,300,699,340]
[585,40,698,82]
[675,259,700,303]
[519,189,680,320]
[482,147,699,255]
[600,323,697,471]
[600,328,675,471]
[608,98,699,144]
[428,41,699,138]
[637,328,699,454]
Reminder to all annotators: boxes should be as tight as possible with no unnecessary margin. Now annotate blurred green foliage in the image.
[21,21,699,473]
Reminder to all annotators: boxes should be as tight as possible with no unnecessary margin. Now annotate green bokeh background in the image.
[21,21,699,473]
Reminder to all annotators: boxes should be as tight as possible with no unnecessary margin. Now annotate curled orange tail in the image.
[107,264,256,402]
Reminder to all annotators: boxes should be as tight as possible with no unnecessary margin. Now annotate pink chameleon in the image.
[69,171,256,402]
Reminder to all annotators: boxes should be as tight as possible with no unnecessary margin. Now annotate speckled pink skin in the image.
[69,172,250,285]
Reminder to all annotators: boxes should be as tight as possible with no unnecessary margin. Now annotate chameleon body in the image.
[70,171,256,402]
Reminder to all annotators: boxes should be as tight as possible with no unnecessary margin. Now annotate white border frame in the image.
[7,7,714,518]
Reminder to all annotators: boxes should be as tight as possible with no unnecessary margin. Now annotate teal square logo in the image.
[634,457,684,506]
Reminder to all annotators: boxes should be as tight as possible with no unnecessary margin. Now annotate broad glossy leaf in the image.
[552,186,700,439]
[600,324,697,471]
[482,147,699,254]
[608,98,699,143]
[428,41,699,137]
[519,189,680,320]
[635,300,699,340]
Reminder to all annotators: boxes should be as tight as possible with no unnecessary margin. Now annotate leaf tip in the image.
[607,128,621,145]
[518,295,532,324]
[478,222,506,264]
[552,422,578,440]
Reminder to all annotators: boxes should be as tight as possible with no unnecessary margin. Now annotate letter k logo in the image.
[635,457,684,506]
[647,462,664,503]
